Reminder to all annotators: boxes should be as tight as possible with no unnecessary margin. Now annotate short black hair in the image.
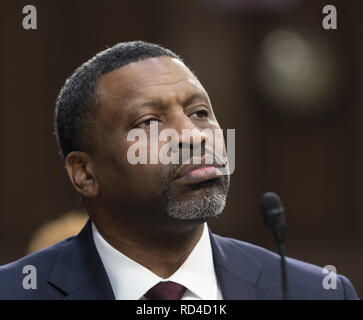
[54,41,182,158]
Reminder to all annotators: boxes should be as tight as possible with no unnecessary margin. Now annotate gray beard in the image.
[162,175,230,220]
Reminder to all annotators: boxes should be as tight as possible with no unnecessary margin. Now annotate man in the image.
[0,41,358,299]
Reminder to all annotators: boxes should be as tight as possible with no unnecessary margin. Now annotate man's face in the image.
[90,56,230,224]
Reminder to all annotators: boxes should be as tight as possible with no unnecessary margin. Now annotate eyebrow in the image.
[182,92,210,107]
[131,92,210,111]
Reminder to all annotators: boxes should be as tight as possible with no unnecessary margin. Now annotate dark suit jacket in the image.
[0,220,359,299]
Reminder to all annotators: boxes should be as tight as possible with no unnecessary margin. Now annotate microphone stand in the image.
[278,243,287,300]
[261,192,288,300]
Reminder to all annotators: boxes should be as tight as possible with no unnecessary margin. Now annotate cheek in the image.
[93,131,161,199]
[99,131,173,197]
[117,164,170,210]
[111,149,168,198]
[97,161,167,211]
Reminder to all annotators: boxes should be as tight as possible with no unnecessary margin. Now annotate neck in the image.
[92,214,205,279]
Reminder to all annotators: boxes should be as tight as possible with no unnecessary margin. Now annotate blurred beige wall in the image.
[26,211,88,254]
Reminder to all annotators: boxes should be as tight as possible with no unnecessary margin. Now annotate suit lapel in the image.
[210,231,277,300]
[48,219,115,300]
[48,219,278,300]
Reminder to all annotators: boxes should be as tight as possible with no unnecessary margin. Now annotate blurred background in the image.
[1,0,362,296]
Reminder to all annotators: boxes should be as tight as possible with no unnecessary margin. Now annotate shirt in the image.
[92,222,223,300]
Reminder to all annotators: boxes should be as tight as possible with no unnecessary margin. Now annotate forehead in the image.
[96,56,206,118]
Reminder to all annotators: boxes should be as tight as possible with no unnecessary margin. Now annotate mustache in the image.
[178,143,227,164]
[167,146,227,178]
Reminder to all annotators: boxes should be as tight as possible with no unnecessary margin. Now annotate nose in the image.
[178,131,207,151]
[169,113,207,160]
[169,114,205,145]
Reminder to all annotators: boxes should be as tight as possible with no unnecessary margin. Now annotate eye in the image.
[192,109,209,118]
[138,118,160,127]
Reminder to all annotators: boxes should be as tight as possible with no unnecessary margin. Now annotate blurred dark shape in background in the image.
[0,0,362,296]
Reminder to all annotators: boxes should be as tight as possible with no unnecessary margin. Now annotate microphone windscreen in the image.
[260,192,285,233]
[260,192,283,215]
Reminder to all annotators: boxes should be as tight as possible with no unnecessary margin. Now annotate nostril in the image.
[178,142,192,150]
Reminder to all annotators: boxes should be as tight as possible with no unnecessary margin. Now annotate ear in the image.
[65,151,99,197]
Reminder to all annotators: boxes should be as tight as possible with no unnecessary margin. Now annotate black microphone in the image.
[260,192,288,300]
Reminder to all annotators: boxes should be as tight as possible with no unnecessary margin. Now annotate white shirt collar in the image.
[92,222,222,300]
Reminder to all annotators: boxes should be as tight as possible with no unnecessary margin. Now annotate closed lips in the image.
[174,164,221,185]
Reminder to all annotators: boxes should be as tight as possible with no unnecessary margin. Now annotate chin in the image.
[166,190,227,221]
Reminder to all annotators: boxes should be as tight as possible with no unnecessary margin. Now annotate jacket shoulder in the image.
[212,234,359,300]
[0,237,74,299]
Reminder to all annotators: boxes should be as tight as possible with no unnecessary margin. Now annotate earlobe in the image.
[65,151,99,197]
